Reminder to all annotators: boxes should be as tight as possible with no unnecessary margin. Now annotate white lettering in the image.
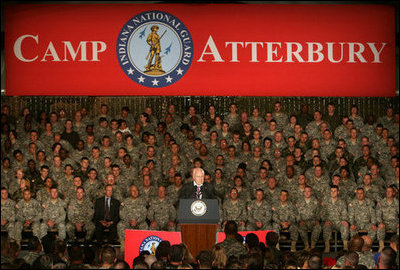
[285,42,304,62]
[265,42,283,62]
[91,41,107,61]
[41,42,61,62]
[14,34,38,62]
[63,41,88,61]
[245,42,264,62]
[197,35,224,62]
[367,42,386,63]
[327,42,345,63]
[307,42,324,63]
[348,43,366,63]
[225,42,244,62]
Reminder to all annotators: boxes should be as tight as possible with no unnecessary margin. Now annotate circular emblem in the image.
[190,200,207,216]
[139,235,162,255]
[117,10,194,88]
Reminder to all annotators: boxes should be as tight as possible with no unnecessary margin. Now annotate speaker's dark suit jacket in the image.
[93,196,120,224]
[179,182,216,199]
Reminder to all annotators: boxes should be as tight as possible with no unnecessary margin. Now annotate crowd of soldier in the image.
[1,102,399,252]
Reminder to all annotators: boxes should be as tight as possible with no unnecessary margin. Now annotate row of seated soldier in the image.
[1,101,399,253]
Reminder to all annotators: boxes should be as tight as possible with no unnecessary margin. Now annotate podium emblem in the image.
[190,200,207,216]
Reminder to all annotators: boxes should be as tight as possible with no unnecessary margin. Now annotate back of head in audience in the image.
[224,220,238,236]
[196,250,213,269]
[361,235,372,252]
[245,233,260,250]
[169,244,184,264]
[113,259,130,269]
[155,241,170,261]
[349,235,364,252]
[307,254,322,269]
[266,231,279,247]
[247,252,264,269]
[101,246,116,266]
[151,260,166,269]
[379,247,397,269]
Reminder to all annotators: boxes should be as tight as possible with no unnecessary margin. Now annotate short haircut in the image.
[245,233,260,249]
[307,254,322,269]
[101,246,116,264]
[380,247,397,269]
[168,244,184,263]
[196,250,213,268]
[224,220,238,235]
[265,231,279,247]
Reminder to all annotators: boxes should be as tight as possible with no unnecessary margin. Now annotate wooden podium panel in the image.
[180,224,217,258]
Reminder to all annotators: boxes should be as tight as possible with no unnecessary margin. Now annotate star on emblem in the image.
[138,76,145,83]
[165,76,173,83]
[151,78,159,86]
[127,68,134,75]
[176,68,183,75]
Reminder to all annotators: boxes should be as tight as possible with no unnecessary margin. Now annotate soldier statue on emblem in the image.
[145,25,166,75]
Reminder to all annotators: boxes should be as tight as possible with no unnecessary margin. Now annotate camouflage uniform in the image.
[83,180,103,203]
[348,198,377,241]
[321,197,349,241]
[297,197,322,244]
[40,198,67,240]
[251,179,269,199]
[66,197,95,240]
[222,199,247,231]
[1,198,16,240]
[376,198,399,241]
[147,198,177,231]
[264,188,281,207]
[35,188,51,204]
[118,197,148,240]
[215,237,247,259]
[246,199,272,231]
[166,185,183,207]
[15,198,42,241]
[272,201,298,241]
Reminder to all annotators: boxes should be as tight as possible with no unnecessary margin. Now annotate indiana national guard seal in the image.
[139,235,163,255]
[117,11,194,88]
[191,200,207,216]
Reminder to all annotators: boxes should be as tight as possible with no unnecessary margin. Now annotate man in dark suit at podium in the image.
[180,168,216,199]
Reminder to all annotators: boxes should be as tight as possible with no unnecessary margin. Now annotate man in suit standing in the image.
[179,168,216,199]
[94,184,120,244]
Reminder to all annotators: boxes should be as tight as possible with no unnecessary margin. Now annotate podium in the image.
[178,199,220,257]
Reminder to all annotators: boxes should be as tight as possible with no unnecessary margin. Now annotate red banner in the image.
[4,4,396,96]
[124,230,181,268]
[217,230,274,246]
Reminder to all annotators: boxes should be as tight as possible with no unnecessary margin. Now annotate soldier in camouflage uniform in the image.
[272,190,298,252]
[297,186,322,251]
[222,187,247,231]
[321,185,350,252]
[251,167,270,199]
[40,187,67,240]
[376,186,399,252]
[361,173,382,204]
[166,173,184,207]
[348,187,377,241]
[147,186,177,231]
[66,186,95,241]
[15,189,42,241]
[118,185,148,249]
[264,177,281,206]
[83,168,103,203]
[1,188,16,240]
[246,189,272,231]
